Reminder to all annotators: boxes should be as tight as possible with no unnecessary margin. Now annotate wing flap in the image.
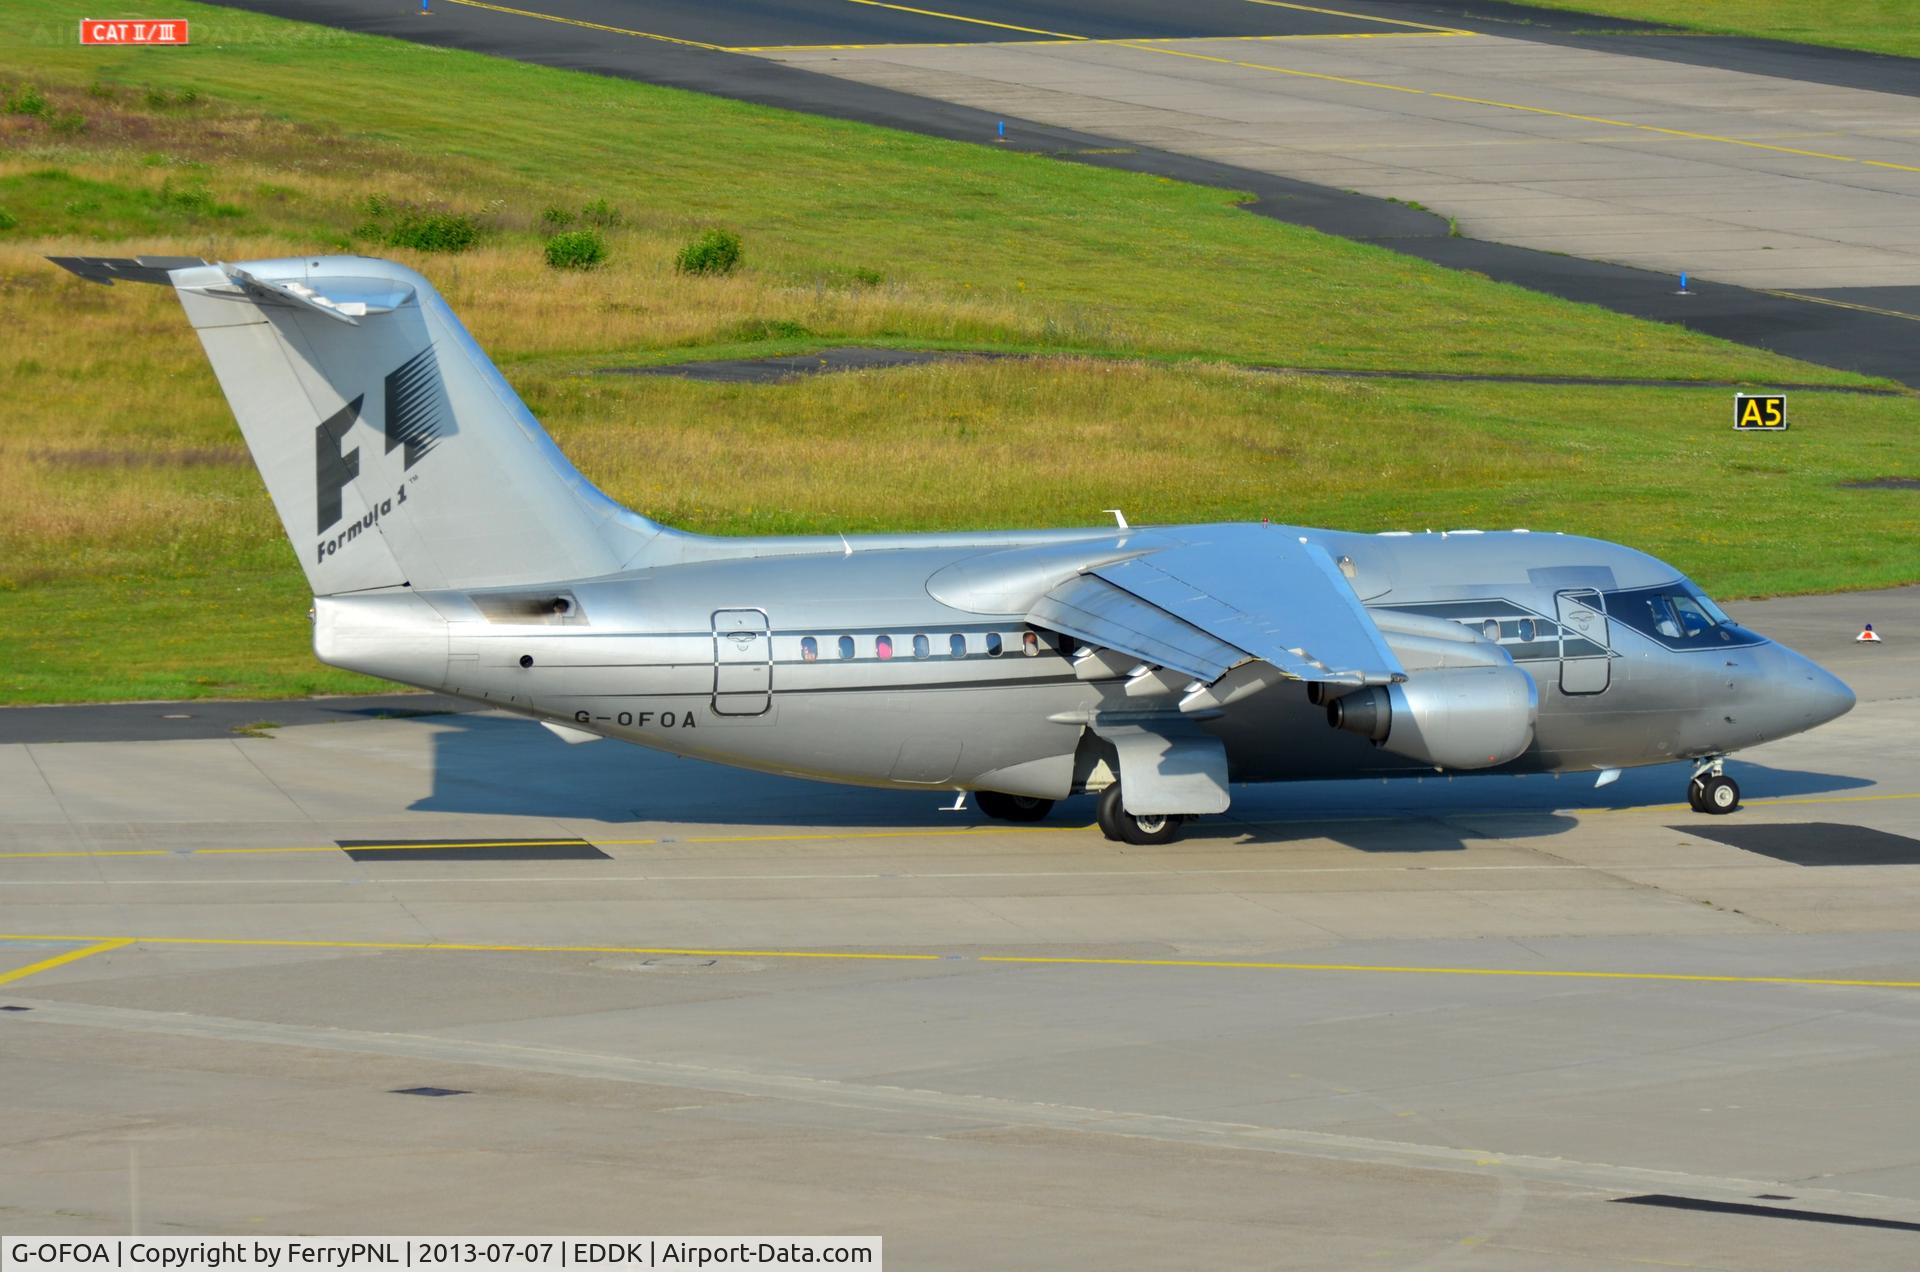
[1029,525,1403,687]
[1030,574,1245,683]
[1092,529,1402,686]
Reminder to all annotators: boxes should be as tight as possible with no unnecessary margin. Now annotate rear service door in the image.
[1555,589,1610,694]
[712,608,772,716]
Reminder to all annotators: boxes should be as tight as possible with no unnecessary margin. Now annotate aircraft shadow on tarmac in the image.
[405,713,1873,849]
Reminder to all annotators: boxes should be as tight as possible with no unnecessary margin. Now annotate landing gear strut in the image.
[975,791,1055,823]
[1688,757,1740,815]
[1096,784,1186,845]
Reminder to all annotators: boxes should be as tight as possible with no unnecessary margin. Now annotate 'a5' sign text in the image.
[80,20,190,45]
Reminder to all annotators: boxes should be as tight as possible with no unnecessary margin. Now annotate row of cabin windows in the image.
[798,631,1041,662]
[1468,618,1556,643]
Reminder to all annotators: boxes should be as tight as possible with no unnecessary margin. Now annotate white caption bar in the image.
[1,1239,881,1272]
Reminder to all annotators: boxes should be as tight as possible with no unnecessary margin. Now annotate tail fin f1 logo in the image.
[314,350,448,534]
[315,396,363,535]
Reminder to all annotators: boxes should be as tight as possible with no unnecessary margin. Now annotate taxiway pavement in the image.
[2,589,1917,1264]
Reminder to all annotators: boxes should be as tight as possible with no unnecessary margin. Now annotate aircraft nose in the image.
[1771,645,1855,731]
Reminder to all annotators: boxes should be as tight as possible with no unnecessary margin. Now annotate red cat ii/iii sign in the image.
[80,20,190,44]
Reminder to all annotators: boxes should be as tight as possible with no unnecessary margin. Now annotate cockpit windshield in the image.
[1605,583,1750,648]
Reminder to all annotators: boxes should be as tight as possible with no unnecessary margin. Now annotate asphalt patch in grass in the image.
[604,348,1908,393]
[1674,822,1920,866]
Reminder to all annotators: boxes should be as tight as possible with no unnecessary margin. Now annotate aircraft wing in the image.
[1030,525,1404,688]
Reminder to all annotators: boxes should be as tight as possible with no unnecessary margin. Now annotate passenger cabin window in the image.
[1516,619,1535,642]
[1022,632,1040,657]
[986,633,1004,657]
[800,636,819,662]
[949,634,968,658]
[875,635,895,661]
[1482,620,1501,642]
[913,634,930,659]
[837,635,855,660]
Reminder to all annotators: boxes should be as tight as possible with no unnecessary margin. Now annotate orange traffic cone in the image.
[1857,623,1883,643]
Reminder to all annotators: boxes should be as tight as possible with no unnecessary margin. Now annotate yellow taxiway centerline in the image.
[978,953,1920,989]
[0,932,1913,989]
[441,0,725,49]
[0,933,938,962]
[1764,290,1920,323]
[0,938,132,988]
[835,0,1082,41]
[731,32,1475,52]
[1240,0,1475,35]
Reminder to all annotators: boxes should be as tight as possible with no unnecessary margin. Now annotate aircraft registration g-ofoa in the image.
[54,254,1856,844]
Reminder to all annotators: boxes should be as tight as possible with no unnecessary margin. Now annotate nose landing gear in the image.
[1095,784,1187,845]
[1688,757,1740,814]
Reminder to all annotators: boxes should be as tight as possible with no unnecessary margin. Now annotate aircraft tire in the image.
[975,791,1055,823]
[1096,785,1186,845]
[1687,777,1707,812]
[1698,774,1741,815]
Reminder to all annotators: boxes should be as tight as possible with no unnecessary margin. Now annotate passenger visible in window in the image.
[986,633,1003,657]
[838,635,855,660]
[1022,632,1039,657]
[1482,620,1501,642]
[949,634,967,658]
[876,635,894,661]
[913,634,930,659]
[801,636,818,662]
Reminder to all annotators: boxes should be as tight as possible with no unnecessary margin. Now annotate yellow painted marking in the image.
[0,838,656,862]
[978,953,1920,989]
[440,0,725,49]
[1229,31,1477,41]
[1240,0,1474,35]
[0,933,1912,989]
[838,0,1083,41]
[0,934,936,963]
[734,32,1475,52]
[0,848,172,862]
[1765,290,1920,323]
[0,938,132,988]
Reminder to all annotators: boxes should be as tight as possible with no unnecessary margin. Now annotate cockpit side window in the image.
[1604,584,1754,649]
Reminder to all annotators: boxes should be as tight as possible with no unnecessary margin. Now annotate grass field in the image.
[0,0,1914,704]
[1521,0,1918,59]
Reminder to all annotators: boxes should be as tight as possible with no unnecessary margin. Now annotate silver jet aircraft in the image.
[55,254,1855,844]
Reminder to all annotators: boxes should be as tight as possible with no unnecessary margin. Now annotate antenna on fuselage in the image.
[1103,509,1129,530]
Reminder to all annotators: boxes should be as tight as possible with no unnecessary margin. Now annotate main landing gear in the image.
[1688,757,1741,815]
[975,790,1055,823]
[1096,784,1186,845]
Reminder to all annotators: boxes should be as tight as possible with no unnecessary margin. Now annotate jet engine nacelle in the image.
[1325,664,1538,770]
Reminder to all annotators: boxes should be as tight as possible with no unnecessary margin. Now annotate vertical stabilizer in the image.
[60,254,664,596]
